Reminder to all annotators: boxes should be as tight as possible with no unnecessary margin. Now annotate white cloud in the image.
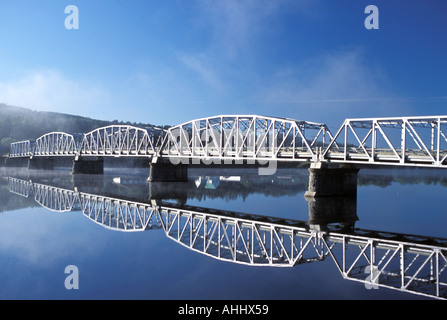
[197,0,309,60]
[0,69,110,118]
[177,53,224,92]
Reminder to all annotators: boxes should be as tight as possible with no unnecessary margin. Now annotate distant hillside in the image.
[0,103,167,154]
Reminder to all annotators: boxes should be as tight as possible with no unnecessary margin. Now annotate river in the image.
[0,165,446,300]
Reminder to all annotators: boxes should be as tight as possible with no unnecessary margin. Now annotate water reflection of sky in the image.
[1,167,446,300]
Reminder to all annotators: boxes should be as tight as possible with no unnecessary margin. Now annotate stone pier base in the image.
[72,157,104,174]
[304,162,359,198]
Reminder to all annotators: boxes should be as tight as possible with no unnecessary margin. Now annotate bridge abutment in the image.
[148,158,188,182]
[304,162,359,198]
[72,157,104,174]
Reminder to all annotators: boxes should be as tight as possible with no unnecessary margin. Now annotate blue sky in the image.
[0,0,446,130]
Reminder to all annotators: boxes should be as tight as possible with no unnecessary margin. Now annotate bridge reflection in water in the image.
[7,173,447,300]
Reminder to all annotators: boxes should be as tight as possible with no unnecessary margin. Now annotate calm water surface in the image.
[1,165,446,300]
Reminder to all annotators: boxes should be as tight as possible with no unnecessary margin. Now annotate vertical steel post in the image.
[400,244,405,289]
[437,118,441,165]
[401,120,406,164]
[343,121,348,161]
[372,120,377,162]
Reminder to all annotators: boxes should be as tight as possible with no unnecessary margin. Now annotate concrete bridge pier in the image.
[72,157,104,174]
[28,157,54,170]
[304,162,359,198]
[148,157,188,182]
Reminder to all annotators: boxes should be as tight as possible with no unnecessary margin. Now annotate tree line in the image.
[0,103,169,155]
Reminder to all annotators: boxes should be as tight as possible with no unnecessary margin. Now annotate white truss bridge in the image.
[9,115,447,168]
[8,176,447,300]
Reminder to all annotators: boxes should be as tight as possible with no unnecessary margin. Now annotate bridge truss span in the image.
[322,115,447,168]
[9,140,33,158]
[79,125,165,157]
[34,132,80,157]
[160,115,334,163]
[8,114,447,169]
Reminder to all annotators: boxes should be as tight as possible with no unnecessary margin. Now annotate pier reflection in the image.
[5,170,447,300]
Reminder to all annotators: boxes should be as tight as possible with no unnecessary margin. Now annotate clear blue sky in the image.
[0,0,446,129]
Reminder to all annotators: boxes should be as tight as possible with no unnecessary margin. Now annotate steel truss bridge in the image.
[8,176,447,300]
[8,115,447,169]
